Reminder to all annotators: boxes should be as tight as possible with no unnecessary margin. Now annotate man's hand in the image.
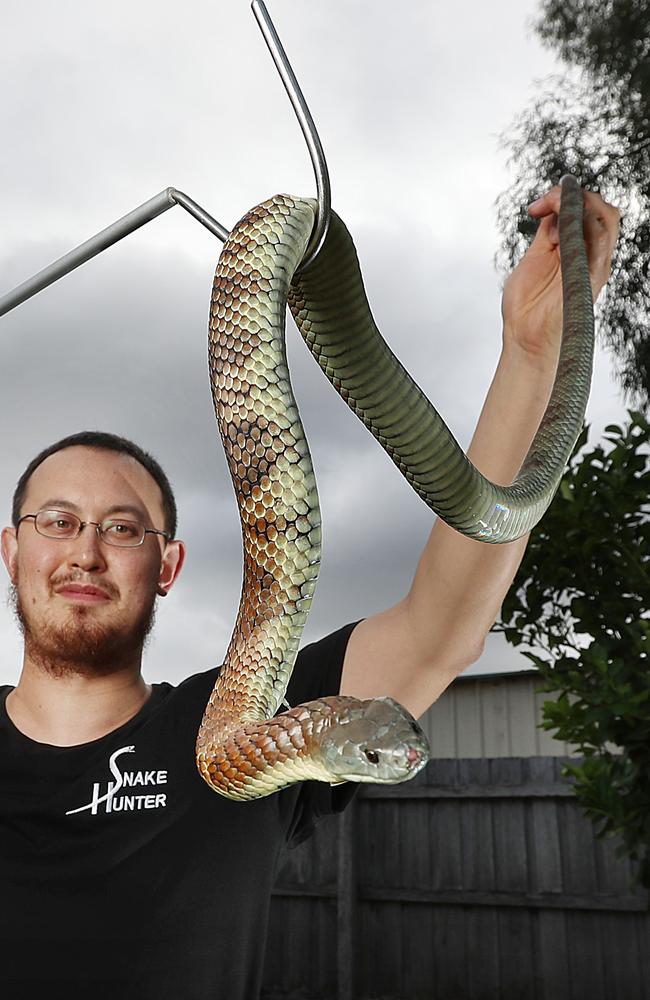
[501,185,620,367]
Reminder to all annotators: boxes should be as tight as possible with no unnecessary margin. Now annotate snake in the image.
[195,175,593,800]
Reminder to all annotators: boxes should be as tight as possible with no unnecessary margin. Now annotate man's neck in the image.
[5,662,152,747]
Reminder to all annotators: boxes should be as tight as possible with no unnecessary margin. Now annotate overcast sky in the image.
[0,0,628,687]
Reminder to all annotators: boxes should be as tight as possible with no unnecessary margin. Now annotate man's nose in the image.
[67,523,107,570]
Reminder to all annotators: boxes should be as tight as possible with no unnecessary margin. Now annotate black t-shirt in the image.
[0,621,359,1000]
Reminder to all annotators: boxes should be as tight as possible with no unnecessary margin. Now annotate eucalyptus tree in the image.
[496,0,650,407]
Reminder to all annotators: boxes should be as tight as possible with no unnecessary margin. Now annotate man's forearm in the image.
[467,337,558,480]
[404,339,558,671]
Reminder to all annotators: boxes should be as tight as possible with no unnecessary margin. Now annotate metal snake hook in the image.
[0,3,329,317]
[0,189,229,318]
[252,0,331,271]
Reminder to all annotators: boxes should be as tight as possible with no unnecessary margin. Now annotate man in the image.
[0,186,619,998]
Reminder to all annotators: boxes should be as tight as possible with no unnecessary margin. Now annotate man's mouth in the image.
[54,584,111,603]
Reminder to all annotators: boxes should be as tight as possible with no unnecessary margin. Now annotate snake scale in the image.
[195,175,593,800]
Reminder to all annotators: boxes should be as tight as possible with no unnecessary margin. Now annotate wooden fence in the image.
[420,672,578,758]
[262,757,649,1000]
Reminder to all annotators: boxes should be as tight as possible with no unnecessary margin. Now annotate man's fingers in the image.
[583,191,621,252]
[529,185,620,231]
[536,214,560,247]
[529,186,620,237]
[582,194,621,295]
[528,185,561,217]
[527,185,620,276]
[528,187,562,250]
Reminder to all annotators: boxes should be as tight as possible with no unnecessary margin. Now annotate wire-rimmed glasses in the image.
[17,509,170,548]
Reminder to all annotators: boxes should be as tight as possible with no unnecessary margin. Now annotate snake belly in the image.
[196,177,593,800]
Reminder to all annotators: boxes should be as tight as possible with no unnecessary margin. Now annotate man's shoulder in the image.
[287,620,361,705]
[160,664,221,704]
[164,620,360,710]
[294,621,360,669]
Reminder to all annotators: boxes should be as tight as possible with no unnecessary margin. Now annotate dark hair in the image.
[12,431,178,539]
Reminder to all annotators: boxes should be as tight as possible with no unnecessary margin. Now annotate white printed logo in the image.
[65,745,168,816]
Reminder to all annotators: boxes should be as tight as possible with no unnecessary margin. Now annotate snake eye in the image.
[364,749,380,764]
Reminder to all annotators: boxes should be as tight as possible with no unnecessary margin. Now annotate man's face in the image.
[1,446,184,677]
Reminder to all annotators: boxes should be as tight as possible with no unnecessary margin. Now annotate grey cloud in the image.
[0,1,628,689]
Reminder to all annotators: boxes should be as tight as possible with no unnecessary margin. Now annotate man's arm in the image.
[340,185,621,719]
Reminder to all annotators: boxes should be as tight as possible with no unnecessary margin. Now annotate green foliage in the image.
[494,411,650,885]
[495,0,650,407]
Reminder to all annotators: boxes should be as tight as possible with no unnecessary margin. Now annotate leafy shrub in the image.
[494,411,650,886]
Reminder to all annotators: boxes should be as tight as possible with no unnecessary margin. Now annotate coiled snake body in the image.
[196,177,593,800]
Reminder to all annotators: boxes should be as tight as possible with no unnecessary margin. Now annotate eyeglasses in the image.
[17,509,170,548]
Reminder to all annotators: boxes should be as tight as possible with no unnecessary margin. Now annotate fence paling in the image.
[265,757,649,1000]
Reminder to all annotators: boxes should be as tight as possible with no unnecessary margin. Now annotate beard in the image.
[8,581,157,680]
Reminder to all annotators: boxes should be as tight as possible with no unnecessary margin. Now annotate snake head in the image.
[317,696,430,784]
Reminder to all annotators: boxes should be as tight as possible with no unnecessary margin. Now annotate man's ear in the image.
[1,527,18,584]
[157,539,186,597]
